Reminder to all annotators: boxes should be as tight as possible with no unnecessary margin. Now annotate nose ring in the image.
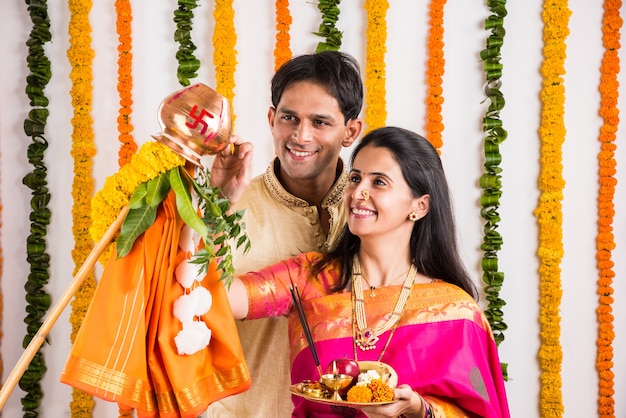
[360,189,370,201]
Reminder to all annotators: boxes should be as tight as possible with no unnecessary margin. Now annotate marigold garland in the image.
[115,0,136,166]
[479,0,509,380]
[535,1,570,415]
[67,0,97,414]
[425,0,446,151]
[20,0,53,415]
[274,0,292,71]
[91,142,186,264]
[595,1,621,416]
[213,0,238,128]
[314,0,342,52]
[363,0,388,132]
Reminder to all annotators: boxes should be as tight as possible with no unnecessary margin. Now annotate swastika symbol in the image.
[186,105,216,136]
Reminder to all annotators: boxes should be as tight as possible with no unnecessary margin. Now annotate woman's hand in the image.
[357,385,424,418]
[209,135,253,205]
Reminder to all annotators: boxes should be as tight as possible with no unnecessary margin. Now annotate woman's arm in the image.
[226,277,249,320]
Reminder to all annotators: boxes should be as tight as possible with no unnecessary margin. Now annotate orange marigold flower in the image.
[347,385,372,403]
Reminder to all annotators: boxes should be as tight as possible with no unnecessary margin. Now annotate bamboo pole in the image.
[0,205,129,410]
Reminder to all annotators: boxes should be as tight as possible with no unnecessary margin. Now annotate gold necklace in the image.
[361,268,410,298]
[352,256,416,351]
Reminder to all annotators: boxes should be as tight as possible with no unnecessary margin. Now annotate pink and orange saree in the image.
[241,252,510,418]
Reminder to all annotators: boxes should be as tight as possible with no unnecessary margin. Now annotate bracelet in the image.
[401,392,433,418]
[420,395,433,418]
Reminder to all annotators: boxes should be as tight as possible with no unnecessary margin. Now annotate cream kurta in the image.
[205,158,347,417]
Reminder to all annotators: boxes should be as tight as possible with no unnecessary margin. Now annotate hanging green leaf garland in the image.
[174,0,200,86]
[20,0,52,415]
[314,0,342,52]
[479,0,508,376]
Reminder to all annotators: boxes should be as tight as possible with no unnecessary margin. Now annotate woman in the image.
[218,127,509,417]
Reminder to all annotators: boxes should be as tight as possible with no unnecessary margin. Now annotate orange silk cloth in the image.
[60,193,251,418]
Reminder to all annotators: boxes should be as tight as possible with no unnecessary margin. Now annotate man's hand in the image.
[210,135,253,205]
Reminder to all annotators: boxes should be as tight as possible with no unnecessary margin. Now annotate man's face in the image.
[268,81,353,183]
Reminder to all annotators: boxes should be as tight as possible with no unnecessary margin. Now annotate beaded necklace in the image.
[352,256,417,353]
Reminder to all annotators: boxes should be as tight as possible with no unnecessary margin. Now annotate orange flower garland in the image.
[595,1,621,416]
[67,0,96,414]
[213,0,238,128]
[425,0,446,151]
[535,1,570,416]
[274,0,292,71]
[363,0,388,132]
[115,0,136,167]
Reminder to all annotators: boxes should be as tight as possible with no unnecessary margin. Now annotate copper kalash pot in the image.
[152,83,231,166]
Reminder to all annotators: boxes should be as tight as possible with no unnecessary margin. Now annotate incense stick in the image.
[289,284,323,378]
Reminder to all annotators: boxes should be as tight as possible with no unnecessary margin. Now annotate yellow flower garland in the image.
[363,0,388,132]
[115,0,136,167]
[90,142,186,264]
[596,1,621,416]
[213,0,238,129]
[425,0,446,151]
[274,0,292,71]
[67,0,96,414]
[535,1,570,416]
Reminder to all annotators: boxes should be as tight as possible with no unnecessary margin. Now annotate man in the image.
[207,51,364,417]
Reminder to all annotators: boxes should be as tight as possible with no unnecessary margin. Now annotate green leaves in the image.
[22,0,53,413]
[117,172,172,258]
[117,166,250,287]
[116,206,158,258]
[481,0,509,380]
[170,166,208,238]
[314,0,343,52]
[173,0,200,86]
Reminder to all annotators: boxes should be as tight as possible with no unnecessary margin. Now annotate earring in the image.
[408,211,420,222]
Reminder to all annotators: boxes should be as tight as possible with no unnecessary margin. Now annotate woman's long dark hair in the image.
[316,126,478,300]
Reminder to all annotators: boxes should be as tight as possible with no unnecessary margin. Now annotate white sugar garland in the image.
[173,224,214,355]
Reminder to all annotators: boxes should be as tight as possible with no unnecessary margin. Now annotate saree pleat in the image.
[61,193,251,417]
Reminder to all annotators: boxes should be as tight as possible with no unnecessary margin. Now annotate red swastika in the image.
[186,105,216,136]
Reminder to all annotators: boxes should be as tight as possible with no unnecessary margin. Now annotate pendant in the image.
[356,328,379,350]
[369,286,376,297]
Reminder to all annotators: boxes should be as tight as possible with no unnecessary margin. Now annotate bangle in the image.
[420,395,433,418]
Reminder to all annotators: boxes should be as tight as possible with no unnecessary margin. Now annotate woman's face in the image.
[345,145,425,241]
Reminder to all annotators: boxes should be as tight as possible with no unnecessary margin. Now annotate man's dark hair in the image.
[270,51,364,123]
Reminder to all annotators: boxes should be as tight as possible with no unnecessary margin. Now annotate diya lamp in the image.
[319,361,354,401]
[152,83,232,166]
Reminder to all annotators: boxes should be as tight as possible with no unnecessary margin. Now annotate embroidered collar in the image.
[263,158,347,208]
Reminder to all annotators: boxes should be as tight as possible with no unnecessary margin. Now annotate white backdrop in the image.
[1,1,625,417]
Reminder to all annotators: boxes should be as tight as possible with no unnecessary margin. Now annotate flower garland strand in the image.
[595,1,621,416]
[424,0,446,151]
[20,0,53,415]
[274,0,292,71]
[363,0,388,132]
[115,0,136,166]
[535,1,570,415]
[213,0,238,128]
[479,0,509,379]
[174,0,200,87]
[314,0,342,52]
[67,0,97,414]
